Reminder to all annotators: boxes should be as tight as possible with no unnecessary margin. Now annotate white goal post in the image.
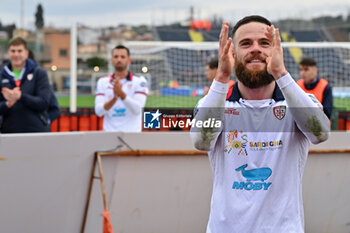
[106,41,350,108]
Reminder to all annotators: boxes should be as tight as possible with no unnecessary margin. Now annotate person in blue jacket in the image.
[0,37,51,133]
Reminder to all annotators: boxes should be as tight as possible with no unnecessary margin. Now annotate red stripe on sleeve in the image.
[134,91,147,96]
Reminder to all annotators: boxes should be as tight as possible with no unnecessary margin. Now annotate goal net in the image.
[114,41,350,111]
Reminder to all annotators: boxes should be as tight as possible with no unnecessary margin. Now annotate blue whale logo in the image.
[235,164,272,182]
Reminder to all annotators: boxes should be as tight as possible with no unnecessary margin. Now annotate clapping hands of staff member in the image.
[113,77,126,100]
[103,77,126,111]
[216,22,288,83]
[1,87,21,107]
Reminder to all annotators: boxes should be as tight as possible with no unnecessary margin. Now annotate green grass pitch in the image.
[57,95,202,109]
[57,95,350,111]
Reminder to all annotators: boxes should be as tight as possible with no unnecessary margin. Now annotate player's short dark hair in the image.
[299,57,317,67]
[231,15,272,39]
[207,59,218,69]
[8,37,28,49]
[113,45,130,56]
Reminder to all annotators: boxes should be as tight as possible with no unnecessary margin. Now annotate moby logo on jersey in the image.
[232,164,272,191]
[112,108,126,117]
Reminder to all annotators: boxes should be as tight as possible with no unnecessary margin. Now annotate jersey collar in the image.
[227,81,285,102]
[109,72,133,83]
[303,78,319,90]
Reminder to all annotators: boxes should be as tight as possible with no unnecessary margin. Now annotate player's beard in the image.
[114,63,127,72]
[235,59,274,89]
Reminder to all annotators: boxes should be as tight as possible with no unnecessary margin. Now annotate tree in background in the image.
[0,20,16,38]
[35,4,44,30]
[87,56,108,69]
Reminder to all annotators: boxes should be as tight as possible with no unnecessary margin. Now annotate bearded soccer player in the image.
[95,45,148,132]
[190,16,330,233]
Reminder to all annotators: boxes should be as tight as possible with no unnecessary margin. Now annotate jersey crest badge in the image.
[27,73,33,81]
[273,105,286,120]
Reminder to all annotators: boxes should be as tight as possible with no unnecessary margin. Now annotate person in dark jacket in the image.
[28,49,60,124]
[0,37,51,133]
[47,88,60,123]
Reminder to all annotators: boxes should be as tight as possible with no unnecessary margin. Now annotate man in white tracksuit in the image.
[190,15,330,233]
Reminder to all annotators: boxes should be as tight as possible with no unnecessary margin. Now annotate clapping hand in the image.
[113,78,126,100]
[265,25,288,79]
[2,87,21,107]
[216,22,235,83]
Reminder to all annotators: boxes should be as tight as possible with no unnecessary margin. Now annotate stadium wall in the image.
[0,131,349,233]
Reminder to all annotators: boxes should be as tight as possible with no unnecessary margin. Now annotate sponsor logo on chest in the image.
[232,164,272,191]
[224,130,283,156]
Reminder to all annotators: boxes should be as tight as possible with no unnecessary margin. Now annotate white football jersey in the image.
[207,97,309,233]
[191,74,330,233]
[95,72,148,132]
